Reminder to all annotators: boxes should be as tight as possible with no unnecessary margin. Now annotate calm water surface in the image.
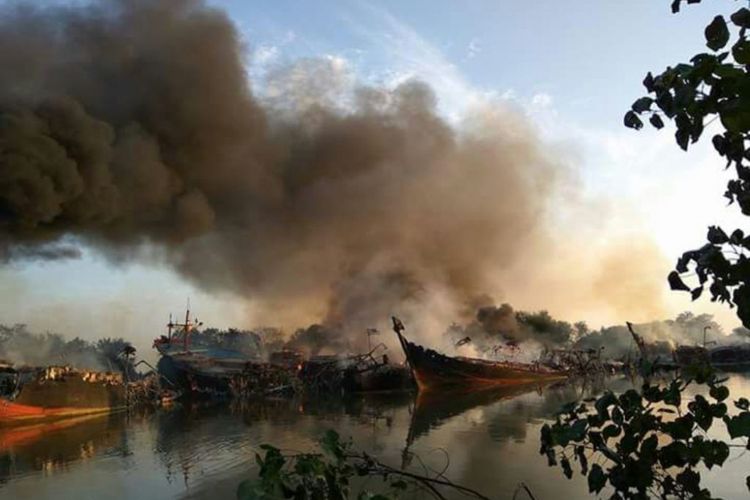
[2,374,749,499]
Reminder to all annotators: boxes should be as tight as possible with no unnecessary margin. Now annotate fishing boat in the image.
[153,306,266,397]
[0,364,127,425]
[391,317,568,391]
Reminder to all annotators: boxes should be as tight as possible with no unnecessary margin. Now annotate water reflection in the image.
[0,373,747,499]
[0,412,129,483]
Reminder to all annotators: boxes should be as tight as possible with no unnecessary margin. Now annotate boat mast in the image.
[703,326,711,349]
[184,300,191,351]
[167,313,174,342]
[167,299,201,352]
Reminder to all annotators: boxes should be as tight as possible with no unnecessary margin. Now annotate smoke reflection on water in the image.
[0,374,748,499]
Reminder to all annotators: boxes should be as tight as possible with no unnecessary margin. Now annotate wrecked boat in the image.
[154,308,303,397]
[0,364,127,425]
[627,322,750,371]
[299,345,413,393]
[392,317,567,391]
[673,343,750,370]
[153,308,258,397]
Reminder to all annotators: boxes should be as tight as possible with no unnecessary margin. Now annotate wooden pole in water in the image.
[703,326,711,349]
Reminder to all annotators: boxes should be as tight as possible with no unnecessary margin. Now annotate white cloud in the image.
[253,44,279,66]
[530,92,552,109]
[341,2,494,121]
[466,37,481,59]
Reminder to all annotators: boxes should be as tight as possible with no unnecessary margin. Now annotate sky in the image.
[0,0,746,355]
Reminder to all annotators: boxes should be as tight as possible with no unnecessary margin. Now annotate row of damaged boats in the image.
[6,306,750,427]
[153,309,570,399]
[626,321,750,371]
[0,309,584,426]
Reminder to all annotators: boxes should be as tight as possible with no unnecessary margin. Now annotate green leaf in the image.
[731,8,750,29]
[707,225,729,244]
[733,40,750,65]
[640,434,658,462]
[569,419,588,442]
[668,271,691,291]
[575,445,589,475]
[676,127,690,150]
[712,134,727,155]
[561,457,573,479]
[664,415,694,440]
[701,440,730,468]
[714,63,745,79]
[624,110,644,130]
[724,411,750,438]
[719,98,750,133]
[602,424,620,439]
[320,430,345,462]
[649,114,665,129]
[710,385,730,402]
[660,441,689,468]
[612,406,624,426]
[643,72,655,92]
[595,392,617,418]
[689,395,714,431]
[619,432,637,455]
[632,97,653,113]
[705,16,730,51]
[588,464,606,494]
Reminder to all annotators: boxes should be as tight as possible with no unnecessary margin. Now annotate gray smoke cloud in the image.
[0,0,640,342]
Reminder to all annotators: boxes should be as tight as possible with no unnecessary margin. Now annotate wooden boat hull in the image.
[395,332,567,391]
[0,400,123,426]
[1,371,127,426]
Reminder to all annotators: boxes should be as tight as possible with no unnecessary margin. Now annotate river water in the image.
[2,374,749,499]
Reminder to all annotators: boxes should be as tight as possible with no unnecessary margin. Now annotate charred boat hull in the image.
[394,327,567,391]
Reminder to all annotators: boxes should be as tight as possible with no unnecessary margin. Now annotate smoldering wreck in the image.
[5,300,750,427]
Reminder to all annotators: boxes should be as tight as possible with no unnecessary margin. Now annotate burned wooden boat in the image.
[154,307,265,397]
[299,345,414,393]
[391,317,567,391]
[0,364,127,425]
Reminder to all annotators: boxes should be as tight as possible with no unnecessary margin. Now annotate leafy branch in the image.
[626,1,750,327]
[237,429,492,500]
[540,368,750,499]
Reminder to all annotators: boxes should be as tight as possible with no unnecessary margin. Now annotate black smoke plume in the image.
[0,0,611,340]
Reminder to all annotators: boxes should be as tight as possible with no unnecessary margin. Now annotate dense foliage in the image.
[237,430,489,500]
[626,0,750,328]
[540,3,750,496]
[0,323,135,374]
[540,367,750,498]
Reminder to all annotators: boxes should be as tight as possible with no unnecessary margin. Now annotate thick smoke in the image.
[0,0,666,345]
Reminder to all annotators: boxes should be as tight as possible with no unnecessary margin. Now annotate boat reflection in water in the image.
[0,412,128,482]
[1,373,747,500]
[405,381,564,447]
